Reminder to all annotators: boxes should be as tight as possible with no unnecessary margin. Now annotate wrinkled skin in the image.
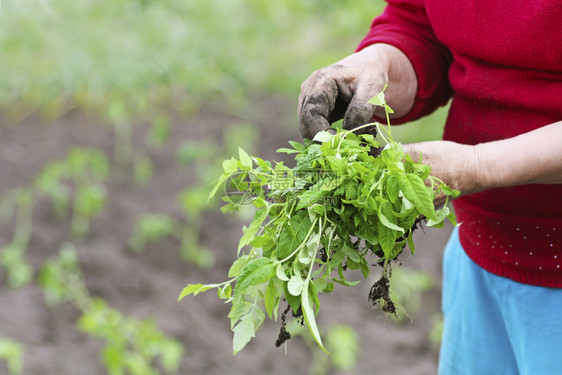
[404,123,562,199]
[403,141,480,207]
[298,44,417,140]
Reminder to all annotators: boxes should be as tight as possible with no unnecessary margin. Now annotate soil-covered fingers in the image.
[342,73,388,134]
[298,65,354,140]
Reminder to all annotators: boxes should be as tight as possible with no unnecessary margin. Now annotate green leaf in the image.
[233,314,255,354]
[217,284,232,299]
[447,208,459,226]
[313,131,333,143]
[276,147,300,154]
[282,281,301,314]
[308,281,320,312]
[238,147,253,169]
[440,184,461,198]
[379,210,404,233]
[396,174,436,221]
[360,134,375,144]
[276,264,289,281]
[264,281,277,319]
[288,141,307,152]
[427,206,449,228]
[407,233,416,255]
[377,220,396,259]
[386,175,399,204]
[309,204,324,217]
[340,244,360,263]
[296,189,328,210]
[312,277,329,293]
[298,253,312,265]
[367,83,388,107]
[228,300,253,328]
[252,308,266,332]
[287,275,306,296]
[238,207,269,254]
[301,282,329,353]
[333,278,361,287]
[209,173,229,200]
[234,258,275,296]
[178,284,212,301]
[277,213,313,259]
[222,158,239,174]
[228,255,249,277]
[325,155,346,174]
[250,235,272,249]
[359,260,370,279]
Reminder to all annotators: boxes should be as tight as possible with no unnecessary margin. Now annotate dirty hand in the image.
[298,43,417,140]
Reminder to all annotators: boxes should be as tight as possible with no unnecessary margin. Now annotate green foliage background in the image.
[0,0,447,142]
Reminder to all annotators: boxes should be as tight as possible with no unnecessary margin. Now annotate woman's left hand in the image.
[403,121,562,206]
[403,141,484,207]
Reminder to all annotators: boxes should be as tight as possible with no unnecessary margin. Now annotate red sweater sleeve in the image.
[357,0,453,123]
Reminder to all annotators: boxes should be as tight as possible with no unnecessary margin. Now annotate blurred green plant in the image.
[145,115,171,149]
[0,189,34,288]
[389,267,435,322]
[179,125,259,262]
[129,214,181,253]
[0,0,386,121]
[0,147,108,288]
[0,337,24,375]
[133,155,155,186]
[34,147,109,236]
[429,313,444,345]
[287,321,359,375]
[129,124,260,268]
[128,213,214,268]
[325,325,359,372]
[38,243,183,375]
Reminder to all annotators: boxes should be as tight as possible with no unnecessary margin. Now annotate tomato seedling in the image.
[180,90,458,353]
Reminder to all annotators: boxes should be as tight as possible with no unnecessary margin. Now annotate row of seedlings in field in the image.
[0,148,109,288]
[129,124,259,269]
[0,146,185,374]
[39,243,183,375]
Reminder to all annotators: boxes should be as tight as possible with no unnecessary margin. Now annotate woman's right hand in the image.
[298,43,418,140]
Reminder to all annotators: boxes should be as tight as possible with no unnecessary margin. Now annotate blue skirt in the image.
[439,228,562,375]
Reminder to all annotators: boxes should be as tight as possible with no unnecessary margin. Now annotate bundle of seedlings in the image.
[179,88,459,353]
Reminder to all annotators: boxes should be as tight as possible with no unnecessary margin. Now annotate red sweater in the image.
[358,0,562,287]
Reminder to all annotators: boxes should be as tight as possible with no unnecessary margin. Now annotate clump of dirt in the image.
[275,301,306,348]
[275,304,292,347]
[368,266,397,315]
[319,248,328,263]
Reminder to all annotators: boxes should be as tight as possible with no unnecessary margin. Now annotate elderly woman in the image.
[298,1,562,373]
